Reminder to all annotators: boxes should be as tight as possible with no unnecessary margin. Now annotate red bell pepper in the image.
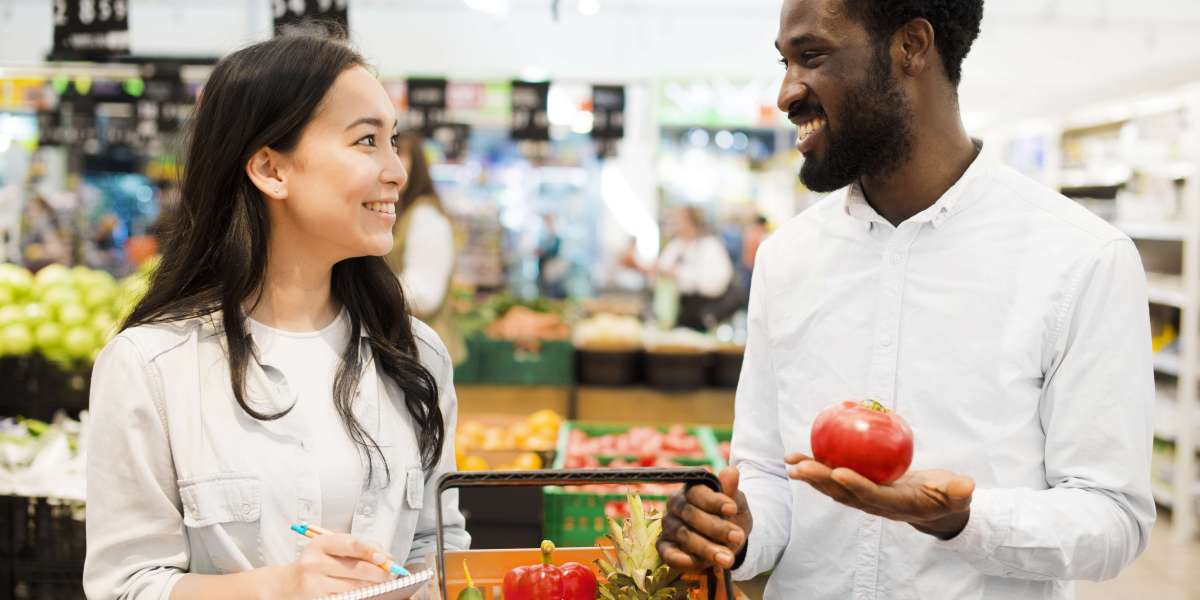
[560,561,598,599]
[501,540,598,600]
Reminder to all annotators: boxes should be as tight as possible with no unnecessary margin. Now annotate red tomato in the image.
[810,400,913,484]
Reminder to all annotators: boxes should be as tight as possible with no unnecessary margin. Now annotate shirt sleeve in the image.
[729,237,793,580]
[405,334,471,564]
[400,205,455,320]
[937,239,1156,581]
[83,336,189,600]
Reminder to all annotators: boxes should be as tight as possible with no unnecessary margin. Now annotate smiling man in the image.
[657,1,1156,598]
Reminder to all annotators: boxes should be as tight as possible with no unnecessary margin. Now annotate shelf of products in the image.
[998,85,1200,540]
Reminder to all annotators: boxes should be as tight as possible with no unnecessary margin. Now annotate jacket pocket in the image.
[179,474,263,527]
[178,474,263,573]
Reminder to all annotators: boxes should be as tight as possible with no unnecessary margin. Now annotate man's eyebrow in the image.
[776,33,827,51]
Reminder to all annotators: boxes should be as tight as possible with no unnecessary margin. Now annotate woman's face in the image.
[271,66,407,262]
[671,208,699,239]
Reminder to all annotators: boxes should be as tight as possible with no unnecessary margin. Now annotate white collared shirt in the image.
[83,315,470,600]
[730,145,1156,599]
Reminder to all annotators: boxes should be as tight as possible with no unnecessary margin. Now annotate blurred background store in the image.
[2,1,1200,598]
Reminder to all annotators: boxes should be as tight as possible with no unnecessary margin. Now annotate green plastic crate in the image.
[451,334,485,385]
[542,422,716,548]
[478,338,574,386]
[705,427,732,470]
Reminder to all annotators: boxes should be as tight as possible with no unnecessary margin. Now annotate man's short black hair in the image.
[842,0,984,87]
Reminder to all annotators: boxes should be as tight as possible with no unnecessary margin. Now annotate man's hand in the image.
[786,453,975,540]
[657,467,753,572]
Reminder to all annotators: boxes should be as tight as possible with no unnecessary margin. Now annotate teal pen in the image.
[289,523,410,577]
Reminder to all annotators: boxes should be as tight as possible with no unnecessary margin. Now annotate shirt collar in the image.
[196,310,371,341]
[843,139,994,230]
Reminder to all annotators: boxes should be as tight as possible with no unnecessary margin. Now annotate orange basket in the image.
[434,468,736,600]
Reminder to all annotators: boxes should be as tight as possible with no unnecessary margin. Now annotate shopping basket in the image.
[434,468,737,600]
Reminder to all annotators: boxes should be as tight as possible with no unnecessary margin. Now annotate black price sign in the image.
[273,0,349,36]
[51,0,131,60]
[510,80,550,141]
[591,85,625,140]
[405,78,448,136]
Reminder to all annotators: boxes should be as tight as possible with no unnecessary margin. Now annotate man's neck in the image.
[860,115,979,228]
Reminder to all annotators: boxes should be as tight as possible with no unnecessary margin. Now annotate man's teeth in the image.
[363,202,395,215]
[797,117,827,142]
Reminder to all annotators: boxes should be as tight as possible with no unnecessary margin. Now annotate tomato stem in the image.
[863,399,888,413]
[540,540,556,565]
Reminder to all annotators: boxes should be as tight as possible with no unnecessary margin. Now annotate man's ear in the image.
[245,147,289,200]
[896,18,936,78]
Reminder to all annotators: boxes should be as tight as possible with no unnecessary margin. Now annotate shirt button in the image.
[241,502,253,517]
[881,334,893,347]
[890,253,903,265]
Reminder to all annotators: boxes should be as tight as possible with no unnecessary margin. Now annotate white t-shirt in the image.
[657,235,735,297]
[248,309,365,533]
[400,204,455,319]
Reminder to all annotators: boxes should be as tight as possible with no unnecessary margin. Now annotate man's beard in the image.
[799,47,916,193]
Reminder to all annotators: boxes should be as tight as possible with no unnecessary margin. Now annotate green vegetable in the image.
[456,560,484,600]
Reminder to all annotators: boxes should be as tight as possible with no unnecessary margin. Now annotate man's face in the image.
[776,0,915,192]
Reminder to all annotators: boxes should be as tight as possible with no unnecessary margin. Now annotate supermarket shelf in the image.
[1155,352,1183,376]
[1117,221,1192,242]
[1147,277,1189,308]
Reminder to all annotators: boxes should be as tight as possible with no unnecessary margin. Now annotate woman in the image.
[83,34,469,600]
[384,131,464,365]
[657,205,736,331]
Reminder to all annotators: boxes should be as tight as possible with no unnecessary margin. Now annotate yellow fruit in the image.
[460,456,489,472]
[527,410,562,431]
[482,428,506,451]
[514,453,543,470]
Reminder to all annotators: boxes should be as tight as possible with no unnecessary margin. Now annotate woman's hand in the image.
[271,533,395,599]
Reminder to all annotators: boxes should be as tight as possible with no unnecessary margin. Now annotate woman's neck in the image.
[246,243,340,333]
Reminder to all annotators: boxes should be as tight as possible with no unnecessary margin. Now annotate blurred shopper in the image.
[657,205,736,331]
[660,1,1154,598]
[536,212,569,299]
[84,33,468,600]
[385,130,465,364]
[741,214,769,272]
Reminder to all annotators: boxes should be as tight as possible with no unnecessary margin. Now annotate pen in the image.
[289,522,411,577]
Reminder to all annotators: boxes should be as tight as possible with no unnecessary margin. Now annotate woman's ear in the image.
[245,147,288,200]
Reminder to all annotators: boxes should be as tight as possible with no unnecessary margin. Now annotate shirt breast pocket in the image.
[179,474,263,573]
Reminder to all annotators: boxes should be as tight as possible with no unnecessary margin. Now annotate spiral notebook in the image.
[317,568,434,600]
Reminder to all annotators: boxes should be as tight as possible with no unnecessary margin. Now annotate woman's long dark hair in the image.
[395,130,444,214]
[121,33,444,482]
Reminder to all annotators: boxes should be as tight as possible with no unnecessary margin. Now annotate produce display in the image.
[572,314,643,351]
[0,261,155,368]
[0,414,87,500]
[811,400,914,485]
[562,425,705,467]
[457,410,562,471]
[486,306,571,343]
[642,328,715,355]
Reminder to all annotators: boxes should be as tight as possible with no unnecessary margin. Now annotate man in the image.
[657,1,1156,598]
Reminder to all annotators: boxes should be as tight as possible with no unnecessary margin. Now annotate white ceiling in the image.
[3,0,1200,127]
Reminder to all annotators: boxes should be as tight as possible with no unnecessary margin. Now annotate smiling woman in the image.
[83,32,469,600]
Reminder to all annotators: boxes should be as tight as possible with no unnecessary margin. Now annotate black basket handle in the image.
[434,467,736,600]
